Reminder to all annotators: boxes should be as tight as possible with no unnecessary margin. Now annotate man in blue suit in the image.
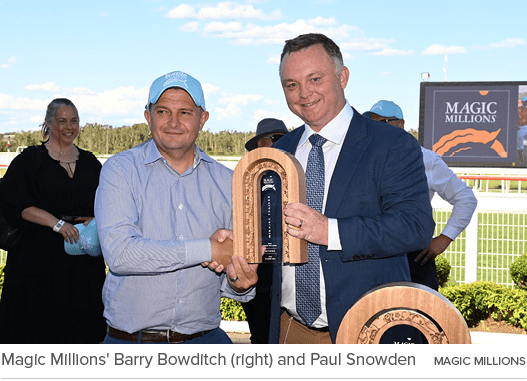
[269,33,435,344]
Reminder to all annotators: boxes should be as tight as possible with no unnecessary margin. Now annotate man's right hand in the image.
[205,228,234,272]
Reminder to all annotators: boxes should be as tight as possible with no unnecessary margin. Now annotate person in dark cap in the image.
[245,118,289,151]
[242,118,288,343]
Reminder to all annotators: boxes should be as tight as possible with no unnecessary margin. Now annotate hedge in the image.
[440,281,527,330]
[3,262,524,331]
[436,255,451,288]
[510,253,527,290]
[220,297,247,321]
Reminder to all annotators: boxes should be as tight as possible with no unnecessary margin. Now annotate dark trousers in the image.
[407,250,439,291]
[242,290,272,344]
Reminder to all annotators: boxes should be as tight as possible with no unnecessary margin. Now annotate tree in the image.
[4,123,259,156]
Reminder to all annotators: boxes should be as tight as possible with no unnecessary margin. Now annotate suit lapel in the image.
[273,126,304,155]
[325,110,373,218]
[274,115,373,218]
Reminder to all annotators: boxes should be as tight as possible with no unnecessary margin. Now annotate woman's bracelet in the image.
[53,219,65,232]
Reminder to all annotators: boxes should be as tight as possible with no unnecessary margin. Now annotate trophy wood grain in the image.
[336,282,472,344]
[233,147,307,263]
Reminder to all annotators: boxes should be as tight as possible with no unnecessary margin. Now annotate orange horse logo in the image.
[433,128,507,157]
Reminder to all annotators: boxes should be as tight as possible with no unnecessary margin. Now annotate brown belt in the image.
[107,326,213,343]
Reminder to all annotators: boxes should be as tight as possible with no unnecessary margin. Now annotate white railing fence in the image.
[435,209,527,288]
[1,193,526,288]
[431,186,527,288]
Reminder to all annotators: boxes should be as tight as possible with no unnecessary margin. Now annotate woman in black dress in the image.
[0,98,106,343]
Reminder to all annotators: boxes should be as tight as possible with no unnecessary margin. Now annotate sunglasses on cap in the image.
[262,134,285,142]
[380,118,400,124]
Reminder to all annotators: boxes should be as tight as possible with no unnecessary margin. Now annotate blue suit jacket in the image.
[269,109,435,343]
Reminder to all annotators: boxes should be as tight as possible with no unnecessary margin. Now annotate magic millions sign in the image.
[419,81,527,167]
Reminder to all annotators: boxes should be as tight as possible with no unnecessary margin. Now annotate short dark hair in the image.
[279,33,344,76]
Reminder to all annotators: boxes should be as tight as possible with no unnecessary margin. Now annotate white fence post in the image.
[464,191,479,283]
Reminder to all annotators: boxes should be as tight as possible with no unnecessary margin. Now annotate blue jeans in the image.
[103,327,232,344]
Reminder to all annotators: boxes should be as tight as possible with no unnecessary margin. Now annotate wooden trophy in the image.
[336,282,472,344]
[232,147,307,264]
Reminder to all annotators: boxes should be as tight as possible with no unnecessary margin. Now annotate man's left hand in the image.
[226,255,258,293]
[284,202,328,246]
[415,234,453,265]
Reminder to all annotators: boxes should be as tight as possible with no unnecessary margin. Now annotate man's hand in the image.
[204,229,234,272]
[226,255,258,293]
[415,234,453,265]
[284,202,328,246]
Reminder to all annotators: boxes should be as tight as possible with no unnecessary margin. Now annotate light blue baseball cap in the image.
[64,218,102,257]
[522,96,527,102]
[364,100,404,120]
[145,71,206,111]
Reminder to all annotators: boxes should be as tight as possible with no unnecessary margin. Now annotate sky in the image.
[1,0,525,135]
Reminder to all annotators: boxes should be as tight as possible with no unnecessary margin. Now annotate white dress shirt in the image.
[282,102,353,328]
[421,147,477,240]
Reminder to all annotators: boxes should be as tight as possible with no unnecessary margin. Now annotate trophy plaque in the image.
[336,282,472,344]
[233,147,307,264]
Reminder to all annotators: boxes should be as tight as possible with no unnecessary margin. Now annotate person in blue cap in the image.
[365,100,477,290]
[95,71,258,344]
[242,118,288,344]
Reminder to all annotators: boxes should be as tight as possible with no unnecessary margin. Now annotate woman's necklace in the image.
[46,144,79,178]
[60,160,77,178]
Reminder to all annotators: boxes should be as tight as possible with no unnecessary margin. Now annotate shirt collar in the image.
[144,138,213,170]
[299,101,353,148]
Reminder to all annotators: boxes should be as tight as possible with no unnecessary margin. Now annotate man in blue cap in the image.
[365,100,477,290]
[95,71,258,344]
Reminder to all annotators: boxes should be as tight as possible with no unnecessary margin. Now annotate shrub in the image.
[440,281,527,330]
[220,298,247,321]
[510,253,527,290]
[435,255,451,288]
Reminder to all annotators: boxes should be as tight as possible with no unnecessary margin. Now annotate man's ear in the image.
[340,66,350,90]
[199,110,210,131]
[144,109,151,125]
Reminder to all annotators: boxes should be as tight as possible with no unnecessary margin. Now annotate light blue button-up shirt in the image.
[95,139,252,334]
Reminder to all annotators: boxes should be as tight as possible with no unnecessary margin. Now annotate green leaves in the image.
[220,298,247,321]
[436,255,452,287]
[510,253,527,290]
[440,281,527,330]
